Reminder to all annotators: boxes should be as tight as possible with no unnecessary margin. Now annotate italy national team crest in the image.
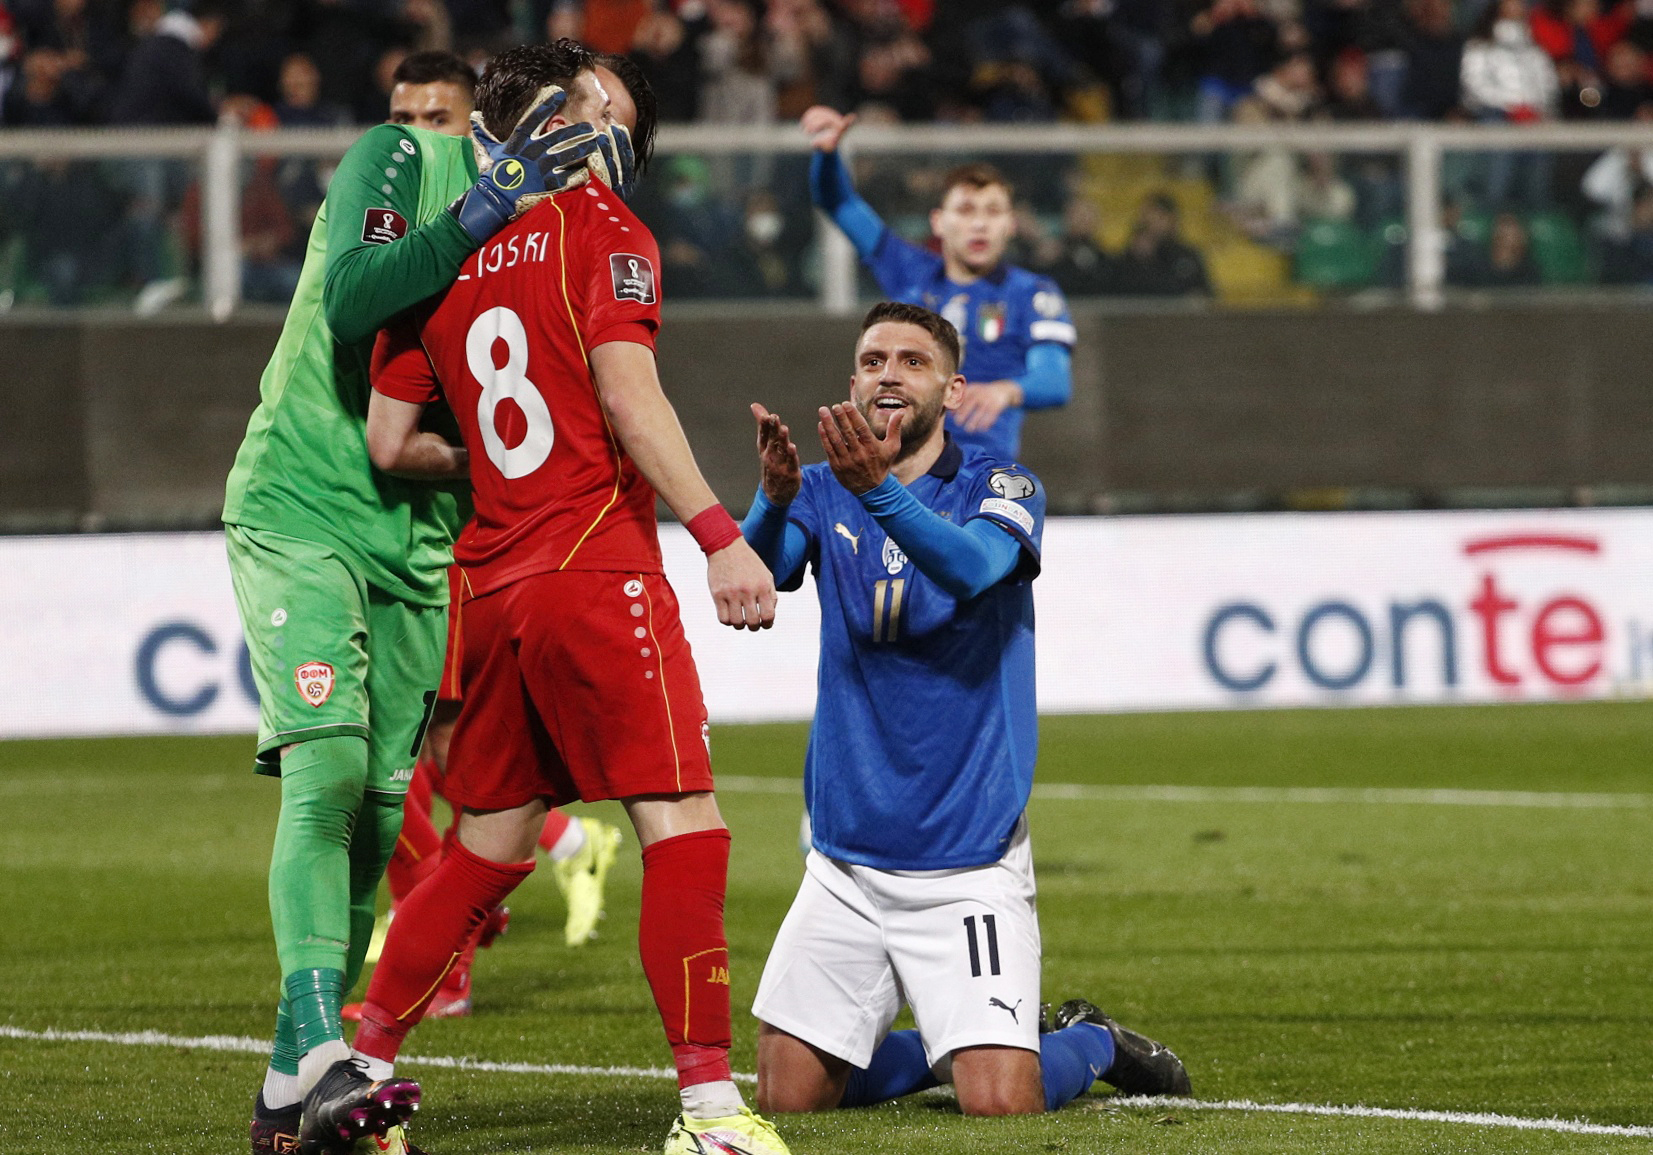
[294,661,335,708]
[977,302,1006,344]
[881,535,908,575]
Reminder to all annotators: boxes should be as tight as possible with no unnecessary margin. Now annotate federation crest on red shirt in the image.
[294,661,335,708]
[978,302,1006,343]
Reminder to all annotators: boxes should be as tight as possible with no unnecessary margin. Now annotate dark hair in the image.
[475,39,596,139]
[860,302,961,376]
[392,50,477,93]
[939,161,1012,203]
[594,52,657,176]
[1470,0,1525,42]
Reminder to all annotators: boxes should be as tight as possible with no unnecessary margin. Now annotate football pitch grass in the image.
[2,702,1651,1154]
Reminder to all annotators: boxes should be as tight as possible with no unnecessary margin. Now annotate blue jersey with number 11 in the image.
[779,440,1046,871]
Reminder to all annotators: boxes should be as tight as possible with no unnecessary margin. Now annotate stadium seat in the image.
[1526,212,1591,285]
[1295,218,1375,289]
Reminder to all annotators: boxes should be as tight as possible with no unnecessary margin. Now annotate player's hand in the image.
[801,105,856,152]
[818,401,901,495]
[451,87,608,243]
[953,381,1022,433]
[751,402,801,506]
[707,538,778,631]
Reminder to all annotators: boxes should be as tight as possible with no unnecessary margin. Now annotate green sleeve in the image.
[322,124,478,345]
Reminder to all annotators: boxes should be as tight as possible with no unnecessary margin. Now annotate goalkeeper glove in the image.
[589,123,637,201]
[449,86,603,244]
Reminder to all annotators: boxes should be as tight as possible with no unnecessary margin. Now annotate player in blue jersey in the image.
[740,301,1188,1116]
[802,105,1075,461]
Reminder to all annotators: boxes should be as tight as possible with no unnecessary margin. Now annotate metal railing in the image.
[2,120,1651,317]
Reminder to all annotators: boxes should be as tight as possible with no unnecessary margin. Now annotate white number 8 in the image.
[465,306,553,479]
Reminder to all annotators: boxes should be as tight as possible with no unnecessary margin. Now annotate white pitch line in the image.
[0,1025,752,1084]
[4,1026,1648,1138]
[715,776,1653,810]
[1108,1095,1653,1138]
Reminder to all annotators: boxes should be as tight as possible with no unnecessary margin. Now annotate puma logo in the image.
[834,523,861,553]
[989,997,1022,1023]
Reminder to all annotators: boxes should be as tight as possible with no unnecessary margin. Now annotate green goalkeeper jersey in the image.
[223,124,481,607]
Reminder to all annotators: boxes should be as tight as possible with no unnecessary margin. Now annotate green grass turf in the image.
[2,702,1652,1153]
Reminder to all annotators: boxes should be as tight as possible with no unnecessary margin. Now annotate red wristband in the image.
[686,505,742,555]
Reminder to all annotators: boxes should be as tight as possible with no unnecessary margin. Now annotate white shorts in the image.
[752,818,1041,1068]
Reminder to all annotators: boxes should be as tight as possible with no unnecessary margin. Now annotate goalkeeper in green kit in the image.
[223,52,636,1155]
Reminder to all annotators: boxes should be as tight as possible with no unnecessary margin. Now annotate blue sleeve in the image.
[858,477,1024,601]
[741,487,812,590]
[1015,342,1072,410]
[809,150,884,261]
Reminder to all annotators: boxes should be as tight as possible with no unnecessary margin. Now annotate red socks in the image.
[638,829,734,1089]
[355,834,535,1062]
[386,756,444,904]
[536,807,573,854]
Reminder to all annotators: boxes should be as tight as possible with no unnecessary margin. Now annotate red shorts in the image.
[437,565,465,704]
[444,569,713,811]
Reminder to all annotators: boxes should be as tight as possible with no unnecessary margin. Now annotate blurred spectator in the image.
[1530,0,1632,116]
[963,5,1082,122]
[273,51,346,127]
[698,0,792,124]
[1108,193,1212,296]
[1581,98,1653,230]
[403,0,454,53]
[1399,0,1465,119]
[1461,0,1561,123]
[360,45,410,123]
[12,0,127,84]
[1192,0,1281,123]
[1598,180,1653,282]
[768,0,850,118]
[6,156,121,302]
[846,0,933,121]
[1252,48,1321,118]
[631,4,702,121]
[1458,209,1545,285]
[1022,196,1112,296]
[722,187,810,294]
[180,102,301,303]
[2,45,88,122]
[580,0,648,54]
[1098,0,1177,119]
[1461,0,1560,209]
[1598,36,1649,114]
[1324,47,1383,119]
[109,0,224,124]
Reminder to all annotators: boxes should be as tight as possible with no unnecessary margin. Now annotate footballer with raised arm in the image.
[803,106,1075,460]
[742,302,1190,1117]
[224,39,633,1155]
[356,42,792,1155]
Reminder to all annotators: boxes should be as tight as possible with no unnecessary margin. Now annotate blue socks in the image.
[838,1023,1115,1110]
[841,1030,938,1107]
[1039,1021,1114,1111]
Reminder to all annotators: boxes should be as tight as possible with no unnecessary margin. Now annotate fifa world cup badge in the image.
[294,661,336,707]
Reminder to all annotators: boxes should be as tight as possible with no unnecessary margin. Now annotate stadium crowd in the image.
[14,0,1653,132]
[7,0,1653,305]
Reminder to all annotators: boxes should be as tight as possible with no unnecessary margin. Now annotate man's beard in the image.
[858,394,945,461]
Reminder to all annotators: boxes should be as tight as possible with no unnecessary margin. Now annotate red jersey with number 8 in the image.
[373,183,665,595]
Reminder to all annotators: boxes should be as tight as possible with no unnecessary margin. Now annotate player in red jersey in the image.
[357,43,791,1155]
[350,56,623,1031]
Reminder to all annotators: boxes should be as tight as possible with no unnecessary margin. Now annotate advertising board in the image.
[1,510,1648,740]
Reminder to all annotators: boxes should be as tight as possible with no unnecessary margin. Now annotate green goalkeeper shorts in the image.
[226,524,447,795]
